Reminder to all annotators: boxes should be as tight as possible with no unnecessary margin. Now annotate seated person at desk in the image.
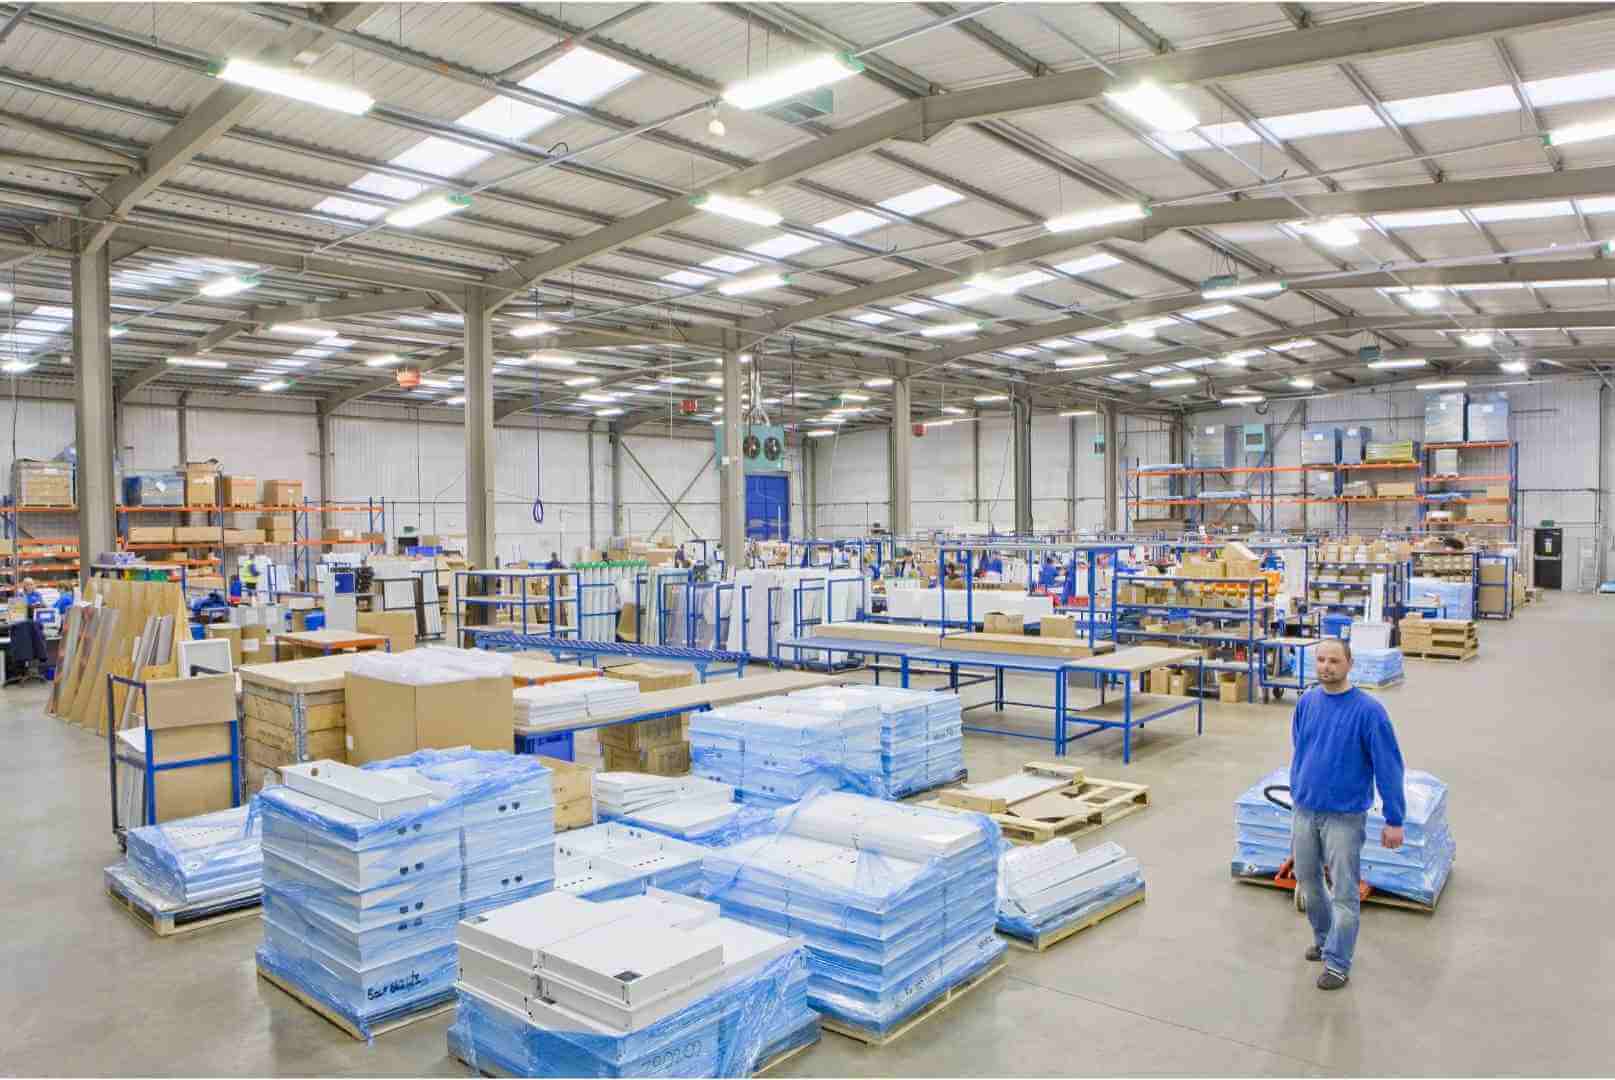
[544,551,565,570]
[942,562,965,589]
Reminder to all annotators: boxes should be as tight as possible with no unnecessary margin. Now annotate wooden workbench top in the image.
[514,668,849,734]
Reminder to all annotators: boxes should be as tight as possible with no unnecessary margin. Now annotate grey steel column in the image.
[1068,414,1078,532]
[802,436,817,537]
[609,423,623,538]
[889,374,913,536]
[1012,394,1033,534]
[971,413,981,521]
[71,242,115,587]
[176,391,190,464]
[316,403,333,540]
[718,330,745,572]
[465,288,496,566]
[586,421,597,549]
[1104,406,1121,532]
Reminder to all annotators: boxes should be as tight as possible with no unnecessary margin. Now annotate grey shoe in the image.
[1317,969,1349,990]
[1305,945,1323,962]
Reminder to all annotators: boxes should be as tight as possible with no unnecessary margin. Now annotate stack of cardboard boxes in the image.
[15,460,74,506]
[534,755,595,830]
[239,655,353,795]
[598,663,693,775]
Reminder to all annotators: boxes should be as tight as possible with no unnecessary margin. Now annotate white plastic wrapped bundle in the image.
[1230,767,1455,906]
[349,645,513,685]
[124,804,263,905]
[690,698,882,803]
[788,685,965,796]
[996,839,1144,941]
[552,823,705,898]
[1407,577,1475,620]
[702,791,1005,1036]
[255,750,555,1037]
[1302,646,1403,687]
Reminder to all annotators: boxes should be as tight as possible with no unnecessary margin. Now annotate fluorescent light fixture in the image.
[1290,376,1315,389]
[749,234,820,259]
[892,301,935,316]
[1202,278,1285,300]
[658,375,689,385]
[881,184,963,217]
[1143,365,1174,374]
[1055,353,1108,368]
[0,288,11,303]
[595,407,624,416]
[973,394,1008,403]
[271,323,338,338]
[840,391,870,401]
[530,351,578,367]
[509,321,559,339]
[579,392,617,403]
[717,272,789,296]
[852,311,894,325]
[1546,117,1615,147]
[166,356,228,369]
[722,53,864,110]
[1104,81,1197,132]
[1499,360,1530,374]
[691,192,782,227]
[1110,371,1139,381]
[1177,358,1217,369]
[1367,358,1428,370]
[1271,338,1316,351]
[365,354,402,367]
[941,405,967,415]
[1221,349,1263,366]
[864,377,893,387]
[419,378,454,389]
[920,321,982,338]
[1054,253,1123,275]
[563,375,599,387]
[1060,409,1097,417]
[1150,376,1197,388]
[199,275,257,297]
[1045,201,1148,234]
[967,274,1029,296]
[1182,304,1237,320]
[1403,290,1441,310]
[259,380,289,392]
[1296,219,1360,248]
[109,326,127,337]
[214,58,373,114]
[806,428,836,437]
[1460,332,1494,348]
[705,374,723,386]
[1,360,36,374]
[385,193,471,228]
[1124,321,1161,338]
[270,358,309,368]
[739,353,752,364]
[1417,381,1467,390]
[443,395,467,405]
[1221,395,1264,405]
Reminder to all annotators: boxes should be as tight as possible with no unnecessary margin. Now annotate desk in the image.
[513,669,847,738]
[273,630,390,661]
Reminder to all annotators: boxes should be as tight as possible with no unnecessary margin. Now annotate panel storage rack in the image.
[1109,573,1274,703]
[1305,559,1407,623]
[1418,441,1518,543]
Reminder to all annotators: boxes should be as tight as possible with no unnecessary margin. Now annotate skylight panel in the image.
[31,306,71,318]
[1528,278,1609,288]
[1523,68,1615,109]
[458,96,559,140]
[1053,253,1122,275]
[662,270,713,287]
[1077,327,1129,342]
[1383,85,1517,125]
[314,196,386,221]
[878,184,963,217]
[351,172,424,201]
[852,312,893,325]
[1470,201,1575,223]
[520,47,640,103]
[1003,347,1038,357]
[1109,371,1140,380]
[702,255,759,274]
[892,301,935,316]
[1447,282,1525,292]
[747,234,820,258]
[1262,105,1381,140]
[819,209,889,237]
[1372,209,1467,229]
[1143,365,1173,374]
[934,287,988,305]
[271,358,310,368]
[999,270,1053,291]
[391,137,490,178]
[1182,304,1237,320]
[1177,357,1217,368]
[15,318,65,332]
[1576,196,1615,214]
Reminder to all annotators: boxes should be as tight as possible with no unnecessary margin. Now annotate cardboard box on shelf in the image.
[183,461,220,506]
[983,611,1023,635]
[142,674,239,821]
[602,662,693,693]
[1040,614,1076,639]
[238,529,267,544]
[555,795,594,831]
[1485,485,1510,500]
[1468,505,1508,524]
[342,672,513,764]
[322,527,359,542]
[1479,561,1509,585]
[1222,557,1260,580]
[355,610,416,653]
[1180,557,1223,579]
[1377,481,1418,498]
[1342,481,1374,498]
[220,475,258,507]
[265,528,295,543]
[258,513,293,531]
[1169,672,1188,696]
[1218,672,1250,703]
[1148,668,1173,695]
[238,624,268,660]
[534,756,593,805]
[221,529,248,544]
[263,480,303,506]
[15,460,73,506]
[598,714,682,754]
[174,526,218,544]
[127,526,174,544]
[603,741,690,777]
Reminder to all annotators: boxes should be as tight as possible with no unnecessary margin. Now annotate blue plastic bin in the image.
[514,730,574,760]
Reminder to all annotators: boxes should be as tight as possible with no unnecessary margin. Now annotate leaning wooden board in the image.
[924,760,1151,845]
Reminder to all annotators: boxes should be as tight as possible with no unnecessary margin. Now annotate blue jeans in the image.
[1293,806,1366,974]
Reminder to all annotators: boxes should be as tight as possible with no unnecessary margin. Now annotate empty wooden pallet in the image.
[924,762,1151,845]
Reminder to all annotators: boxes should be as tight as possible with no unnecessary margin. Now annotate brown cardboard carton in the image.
[598,714,683,752]
[16,460,72,506]
[1148,668,1173,695]
[323,527,359,542]
[342,673,514,764]
[1484,485,1510,500]
[205,624,243,665]
[1040,615,1077,639]
[1168,672,1188,696]
[238,529,267,544]
[264,480,303,506]
[603,662,694,693]
[983,611,1023,635]
[258,513,294,531]
[1218,672,1249,703]
[175,525,219,543]
[1377,481,1417,498]
[616,602,641,642]
[143,675,238,822]
[184,462,220,506]
[356,610,416,653]
[220,475,258,507]
[1222,557,1260,580]
[1479,561,1509,585]
[128,526,174,544]
[555,795,594,831]
[603,741,690,776]
[534,756,592,804]
[222,529,248,544]
[267,528,296,544]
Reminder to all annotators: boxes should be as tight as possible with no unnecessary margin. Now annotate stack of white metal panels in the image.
[448,890,816,1077]
[121,805,263,906]
[255,751,555,1036]
[552,822,704,899]
[703,792,1005,1038]
[591,774,772,846]
[996,840,1145,943]
[788,685,966,797]
[512,678,639,731]
[689,699,881,806]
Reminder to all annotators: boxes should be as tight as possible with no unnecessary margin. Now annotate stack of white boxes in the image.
[119,804,263,907]
[996,840,1145,943]
[448,890,817,1076]
[788,685,966,797]
[256,751,555,1034]
[553,822,705,899]
[702,792,1004,1038]
[689,700,881,805]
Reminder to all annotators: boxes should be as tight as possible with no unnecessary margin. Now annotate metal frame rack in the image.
[1306,559,1407,624]
[1407,549,1479,618]
[454,568,581,647]
[293,498,388,587]
[934,540,1130,647]
[1418,441,1518,542]
[1,502,80,596]
[787,537,883,575]
[1126,463,1283,532]
[1166,540,1314,614]
[1477,552,1516,620]
[1110,572,1274,703]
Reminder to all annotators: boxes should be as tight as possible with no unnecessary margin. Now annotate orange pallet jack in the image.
[1265,784,1373,909]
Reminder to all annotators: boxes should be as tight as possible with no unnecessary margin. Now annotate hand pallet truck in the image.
[1264,784,1371,911]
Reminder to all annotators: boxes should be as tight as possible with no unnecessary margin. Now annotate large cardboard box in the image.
[220,475,258,507]
[343,674,514,765]
[603,741,690,776]
[1479,561,1509,585]
[175,525,218,544]
[1148,668,1173,695]
[1219,672,1249,703]
[142,674,238,822]
[356,610,416,653]
[602,663,693,693]
[323,527,359,542]
[598,715,683,753]
[15,459,73,506]
[983,611,1023,635]
[205,624,243,665]
[555,795,594,831]
[534,756,592,804]
[128,526,174,544]
[1468,504,1508,524]
[264,480,303,507]
[184,462,220,506]
[238,529,268,544]
[1377,481,1417,498]
[258,513,294,531]
[1040,615,1077,639]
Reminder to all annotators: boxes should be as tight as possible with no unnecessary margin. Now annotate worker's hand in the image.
[1381,825,1404,850]
[1277,857,1295,880]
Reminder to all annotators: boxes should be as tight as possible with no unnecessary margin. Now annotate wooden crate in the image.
[928,762,1149,845]
[104,864,260,938]
[821,961,1005,1047]
[1001,889,1145,952]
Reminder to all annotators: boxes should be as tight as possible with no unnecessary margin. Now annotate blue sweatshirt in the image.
[1290,686,1407,826]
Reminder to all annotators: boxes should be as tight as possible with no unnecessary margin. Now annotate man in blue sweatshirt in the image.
[1283,636,1406,991]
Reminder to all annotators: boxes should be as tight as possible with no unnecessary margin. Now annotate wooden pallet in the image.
[104,865,260,938]
[821,961,1006,1047]
[1001,889,1145,952]
[256,963,454,1041]
[1232,869,1445,914]
[1401,648,1478,663]
[452,1026,820,1078]
[895,768,968,802]
[929,765,1150,845]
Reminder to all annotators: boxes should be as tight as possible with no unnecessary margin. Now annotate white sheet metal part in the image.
[279,760,436,819]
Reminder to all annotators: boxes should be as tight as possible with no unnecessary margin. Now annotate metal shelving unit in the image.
[1110,573,1274,703]
[1305,560,1407,623]
[1,504,80,595]
[1419,441,1518,542]
[454,567,580,647]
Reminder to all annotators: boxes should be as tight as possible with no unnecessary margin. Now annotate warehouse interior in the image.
[2,1,1614,1076]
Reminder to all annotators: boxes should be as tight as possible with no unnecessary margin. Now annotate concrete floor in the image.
[4,593,1612,1076]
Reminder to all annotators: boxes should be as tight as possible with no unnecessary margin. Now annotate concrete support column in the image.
[176,391,190,464]
[316,404,334,542]
[609,424,624,538]
[1067,415,1078,533]
[888,372,913,537]
[1104,406,1120,532]
[586,422,597,549]
[465,289,496,567]
[1012,394,1033,535]
[71,242,115,588]
[802,438,817,537]
[971,414,982,522]
[718,330,745,574]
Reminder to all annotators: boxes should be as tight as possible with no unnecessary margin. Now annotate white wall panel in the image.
[815,428,888,537]
[188,407,319,492]
[0,388,75,485]
[120,405,179,471]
